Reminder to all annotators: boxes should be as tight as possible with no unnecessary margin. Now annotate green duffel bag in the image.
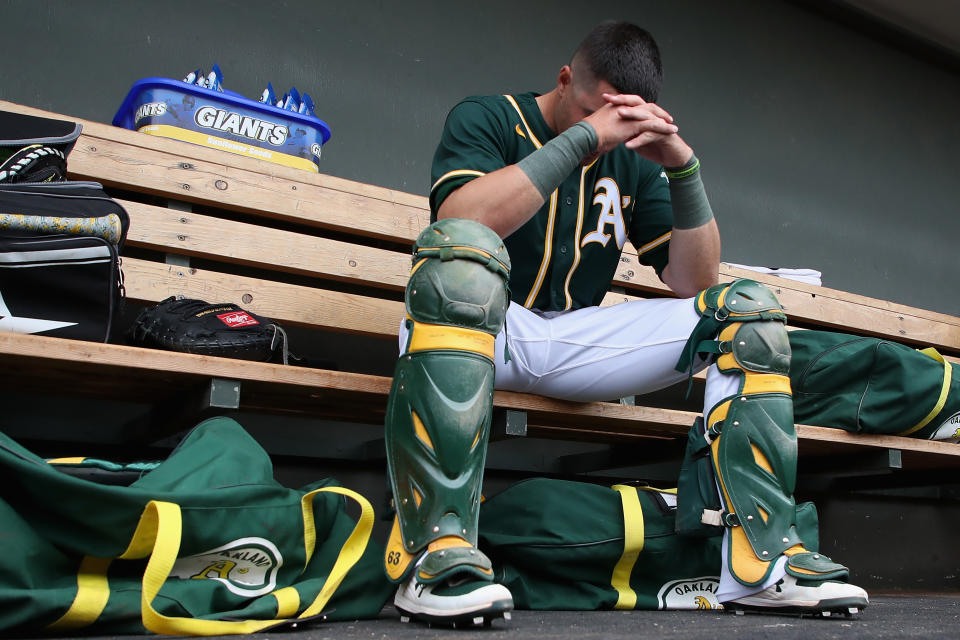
[478,478,722,611]
[789,329,960,440]
[0,416,393,636]
[478,478,826,611]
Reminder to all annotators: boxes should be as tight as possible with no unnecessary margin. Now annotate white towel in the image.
[723,263,822,286]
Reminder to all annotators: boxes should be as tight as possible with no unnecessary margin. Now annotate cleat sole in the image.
[395,599,513,628]
[724,596,867,619]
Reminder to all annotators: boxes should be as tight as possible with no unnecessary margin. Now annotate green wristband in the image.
[665,156,714,230]
[664,156,700,180]
[517,122,598,200]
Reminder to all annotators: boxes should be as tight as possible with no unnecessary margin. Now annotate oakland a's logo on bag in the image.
[170,537,283,597]
[656,577,721,610]
[931,411,960,442]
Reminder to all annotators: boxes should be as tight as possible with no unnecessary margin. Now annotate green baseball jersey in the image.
[430,92,674,312]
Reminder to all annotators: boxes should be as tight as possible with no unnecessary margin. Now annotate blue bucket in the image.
[113,77,331,172]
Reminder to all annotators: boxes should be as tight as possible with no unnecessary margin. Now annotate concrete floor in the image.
[35,595,958,640]
[305,597,960,640]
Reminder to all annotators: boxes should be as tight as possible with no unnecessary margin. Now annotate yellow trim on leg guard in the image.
[408,321,496,359]
[385,515,418,582]
[712,439,774,585]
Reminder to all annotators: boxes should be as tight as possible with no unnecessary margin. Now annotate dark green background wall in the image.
[2,0,957,315]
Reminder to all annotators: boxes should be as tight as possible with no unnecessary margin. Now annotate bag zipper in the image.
[0,180,104,189]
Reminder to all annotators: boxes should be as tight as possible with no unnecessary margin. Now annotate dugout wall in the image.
[1,0,957,315]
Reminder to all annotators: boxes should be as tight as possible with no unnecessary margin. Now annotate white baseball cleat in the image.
[724,575,868,617]
[394,572,513,627]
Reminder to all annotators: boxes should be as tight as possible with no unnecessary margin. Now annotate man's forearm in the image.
[660,156,721,296]
[437,123,598,238]
[661,220,721,297]
[665,156,713,230]
[436,165,546,237]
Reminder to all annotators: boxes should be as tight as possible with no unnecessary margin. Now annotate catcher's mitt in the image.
[128,297,292,363]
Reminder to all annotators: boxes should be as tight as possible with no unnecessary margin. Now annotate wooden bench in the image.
[2,98,959,486]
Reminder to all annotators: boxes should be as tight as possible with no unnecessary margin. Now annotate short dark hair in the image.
[572,21,663,102]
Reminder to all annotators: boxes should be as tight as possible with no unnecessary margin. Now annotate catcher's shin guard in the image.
[677,280,847,587]
[384,218,510,587]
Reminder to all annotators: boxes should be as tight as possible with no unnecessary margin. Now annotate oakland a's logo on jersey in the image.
[656,577,721,610]
[170,537,283,597]
[582,177,627,250]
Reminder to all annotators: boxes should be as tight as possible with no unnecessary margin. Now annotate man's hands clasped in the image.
[583,94,693,168]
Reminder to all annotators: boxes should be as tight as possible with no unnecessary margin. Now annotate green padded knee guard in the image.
[675,279,822,586]
[384,218,510,584]
[402,218,510,333]
[675,279,788,375]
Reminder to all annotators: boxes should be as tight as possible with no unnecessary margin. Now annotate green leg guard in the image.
[383,218,510,586]
[677,280,849,587]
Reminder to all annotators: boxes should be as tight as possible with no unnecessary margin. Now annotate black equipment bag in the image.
[0,109,81,150]
[0,109,81,183]
[0,181,129,342]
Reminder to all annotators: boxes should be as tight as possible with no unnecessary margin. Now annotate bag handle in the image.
[119,486,373,636]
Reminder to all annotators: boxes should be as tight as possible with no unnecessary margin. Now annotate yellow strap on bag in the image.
[899,347,952,436]
[610,485,645,610]
[270,586,302,618]
[296,487,375,619]
[45,556,113,630]
[67,486,374,636]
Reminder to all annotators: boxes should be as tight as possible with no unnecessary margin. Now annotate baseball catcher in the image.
[383,21,870,626]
